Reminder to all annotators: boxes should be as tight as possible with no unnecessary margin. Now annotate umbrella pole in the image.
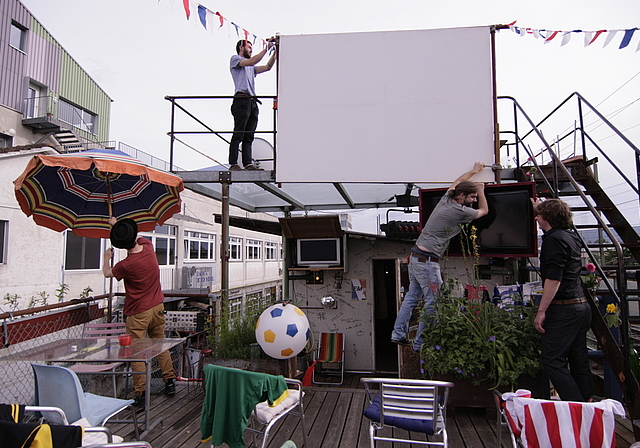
[107,188,113,323]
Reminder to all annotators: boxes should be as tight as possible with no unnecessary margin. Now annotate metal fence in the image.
[0,298,185,405]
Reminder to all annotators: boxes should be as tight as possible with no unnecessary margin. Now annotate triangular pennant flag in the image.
[182,0,190,20]
[589,30,607,45]
[636,37,640,52]
[533,29,541,39]
[603,30,620,48]
[215,12,224,28]
[560,31,572,46]
[197,5,207,29]
[231,22,240,38]
[583,31,593,46]
[544,31,559,43]
[619,28,637,49]
[244,29,249,41]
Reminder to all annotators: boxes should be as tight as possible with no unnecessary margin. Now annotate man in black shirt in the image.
[532,198,593,401]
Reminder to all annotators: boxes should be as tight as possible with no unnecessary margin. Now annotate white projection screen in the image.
[276,26,496,183]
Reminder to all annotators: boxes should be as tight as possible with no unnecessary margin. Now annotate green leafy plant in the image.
[38,291,49,307]
[3,293,20,312]
[55,283,69,302]
[212,313,258,359]
[419,294,541,389]
[79,286,93,300]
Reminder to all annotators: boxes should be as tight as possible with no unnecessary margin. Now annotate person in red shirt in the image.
[103,218,175,406]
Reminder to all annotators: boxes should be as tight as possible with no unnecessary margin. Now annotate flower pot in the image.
[433,371,545,408]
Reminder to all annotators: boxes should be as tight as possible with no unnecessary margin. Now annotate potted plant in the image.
[418,290,542,406]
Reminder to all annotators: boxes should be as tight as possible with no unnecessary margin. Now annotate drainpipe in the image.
[220,181,230,327]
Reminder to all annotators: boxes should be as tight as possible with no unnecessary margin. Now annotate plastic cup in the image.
[118,334,132,346]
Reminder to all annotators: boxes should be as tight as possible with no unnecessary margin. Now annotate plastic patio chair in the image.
[361,377,454,447]
[69,322,127,397]
[312,332,345,385]
[31,363,139,440]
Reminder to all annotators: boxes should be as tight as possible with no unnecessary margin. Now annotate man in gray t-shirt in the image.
[392,162,489,350]
[228,38,277,171]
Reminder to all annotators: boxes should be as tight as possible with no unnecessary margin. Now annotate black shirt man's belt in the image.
[550,297,587,305]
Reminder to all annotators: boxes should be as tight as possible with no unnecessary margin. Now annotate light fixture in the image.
[1,129,16,136]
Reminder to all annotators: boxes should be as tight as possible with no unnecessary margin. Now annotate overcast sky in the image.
[19,0,640,231]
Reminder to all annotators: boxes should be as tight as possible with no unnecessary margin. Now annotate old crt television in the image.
[419,182,537,257]
[296,238,341,267]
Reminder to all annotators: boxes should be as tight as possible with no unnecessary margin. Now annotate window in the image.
[25,85,39,119]
[0,221,7,264]
[0,132,13,148]
[246,239,262,260]
[58,98,98,134]
[245,291,264,317]
[229,237,242,261]
[228,296,242,322]
[265,242,278,261]
[143,225,177,266]
[184,231,216,261]
[10,21,27,52]
[65,232,101,270]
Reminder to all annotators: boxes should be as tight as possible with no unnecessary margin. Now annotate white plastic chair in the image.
[31,363,139,440]
[361,377,454,447]
[70,322,127,397]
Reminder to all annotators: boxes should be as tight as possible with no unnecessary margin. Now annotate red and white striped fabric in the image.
[503,391,625,448]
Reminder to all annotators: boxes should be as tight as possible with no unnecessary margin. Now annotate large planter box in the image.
[433,371,545,409]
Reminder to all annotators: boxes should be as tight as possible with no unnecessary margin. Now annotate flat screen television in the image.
[296,238,341,267]
[419,182,538,257]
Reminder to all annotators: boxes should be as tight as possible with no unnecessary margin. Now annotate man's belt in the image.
[549,297,587,305]
[234,92,261,104]
[412,254,439,263]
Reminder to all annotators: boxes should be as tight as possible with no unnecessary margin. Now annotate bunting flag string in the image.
[161,0,271,51]
[508,21,640,51]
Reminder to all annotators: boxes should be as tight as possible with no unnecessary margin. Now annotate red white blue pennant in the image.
[507,21,640,51]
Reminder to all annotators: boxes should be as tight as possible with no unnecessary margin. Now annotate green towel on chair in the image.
[200,364,289,448]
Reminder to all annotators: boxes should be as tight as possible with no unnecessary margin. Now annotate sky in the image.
[19,0,640,233]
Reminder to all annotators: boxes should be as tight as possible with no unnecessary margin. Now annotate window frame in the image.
[184,230,216,261]
[228,237,243,261]
[265,241,278,261]
[10,21,27,52]
[64,231,101,271]
[141,224,177,266]
[246,239,262,261]
[0,220,7,264]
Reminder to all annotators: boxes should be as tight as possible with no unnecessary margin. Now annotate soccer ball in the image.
[255,303,311,359]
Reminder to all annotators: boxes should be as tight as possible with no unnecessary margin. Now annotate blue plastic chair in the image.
[31,364,139,440]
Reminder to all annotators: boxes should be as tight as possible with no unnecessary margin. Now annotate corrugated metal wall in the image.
[0,0,30,111]
[0,0,111,142]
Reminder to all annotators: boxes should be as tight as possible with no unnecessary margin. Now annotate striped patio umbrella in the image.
[14,149,184,239]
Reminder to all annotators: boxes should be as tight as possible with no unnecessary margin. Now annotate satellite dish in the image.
[251,138,274,171]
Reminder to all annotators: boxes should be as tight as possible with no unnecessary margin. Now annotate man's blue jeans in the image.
[392,256,442,350]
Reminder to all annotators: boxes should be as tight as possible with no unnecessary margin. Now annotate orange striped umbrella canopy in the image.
[14,149,184,238]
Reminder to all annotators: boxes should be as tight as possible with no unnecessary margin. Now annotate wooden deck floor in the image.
[106,374,638,448]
